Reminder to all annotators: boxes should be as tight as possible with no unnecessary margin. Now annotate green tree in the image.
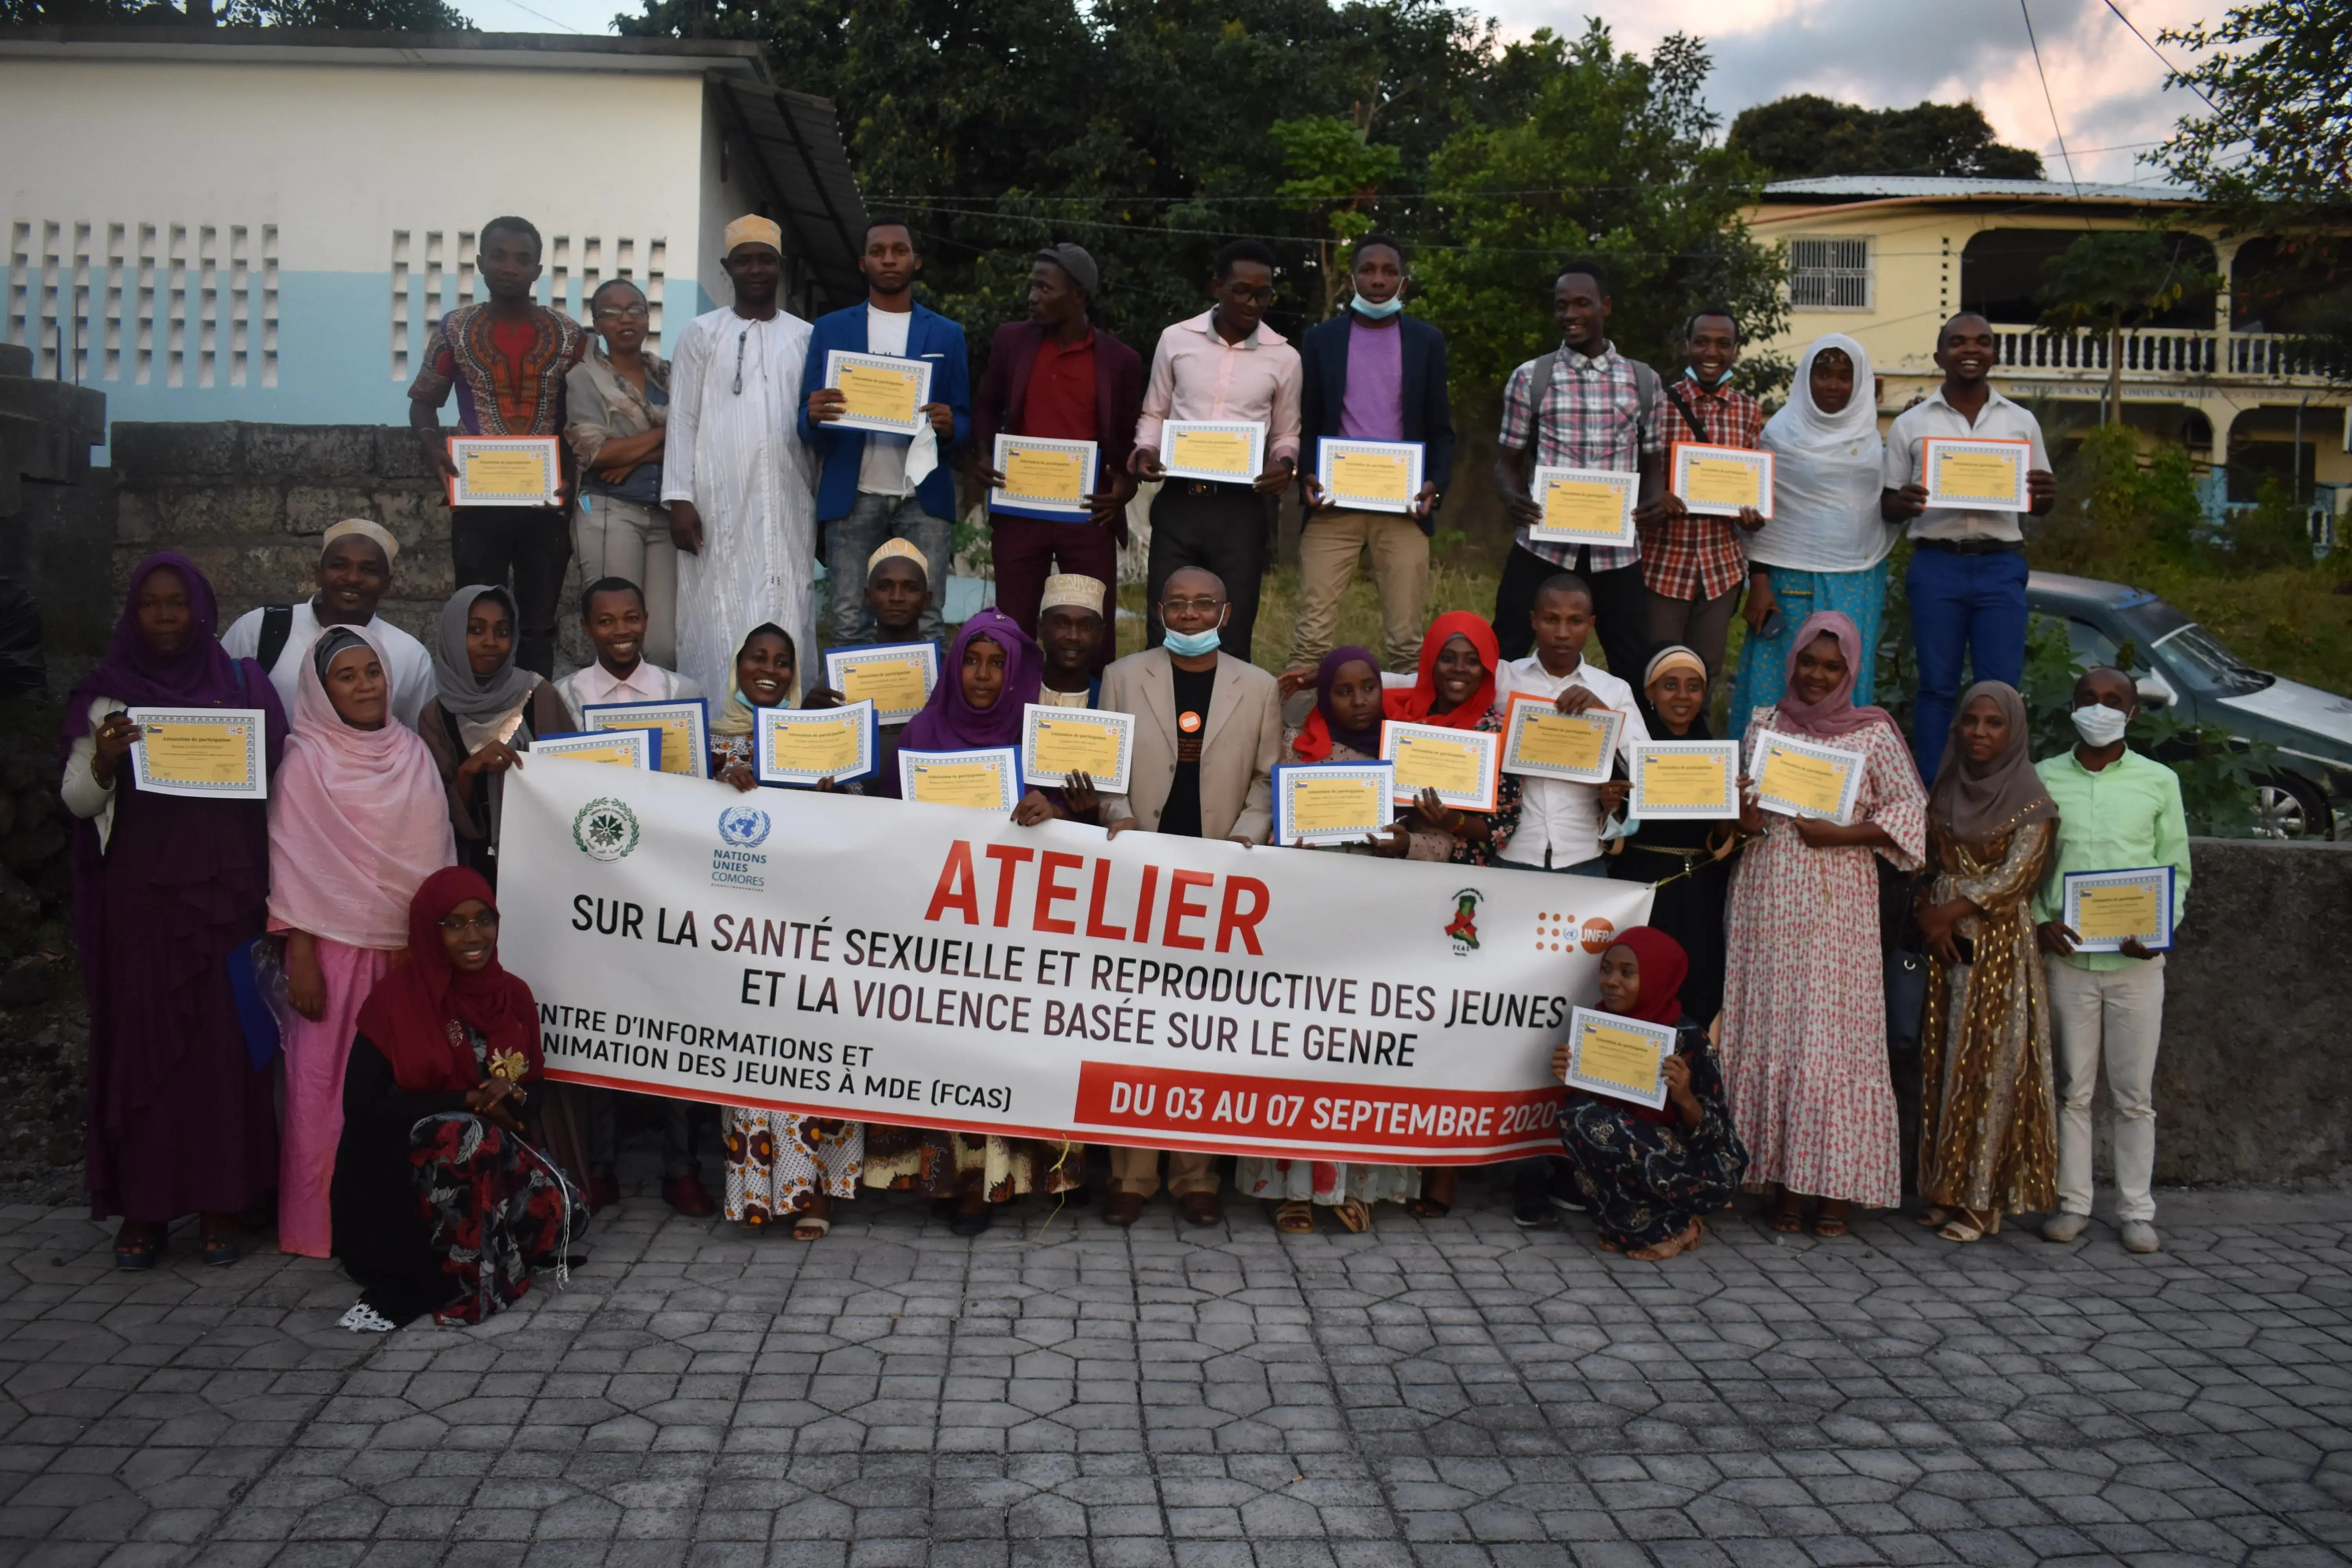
[0,0,466,20]
[1728,95,2043,182]
[1270,115,1401,319]
[2034,230,2223,425]
[1412,23,1789,408]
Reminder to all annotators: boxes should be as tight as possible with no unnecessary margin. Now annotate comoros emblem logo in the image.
[717,802,772,848]
[572,796,641,862]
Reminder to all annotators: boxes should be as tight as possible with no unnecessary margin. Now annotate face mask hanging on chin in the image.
[1162,626,1225,658]
[1349,293,1405,320]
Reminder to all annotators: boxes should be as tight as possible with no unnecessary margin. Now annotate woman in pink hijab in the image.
[1717,611,1927,1238]
[269,624,455,1257]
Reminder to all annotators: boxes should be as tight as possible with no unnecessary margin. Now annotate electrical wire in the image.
[2100,0,2222,113]
[2019,0,2080,197]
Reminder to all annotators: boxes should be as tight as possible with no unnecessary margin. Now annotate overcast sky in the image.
[475,0,2219,189]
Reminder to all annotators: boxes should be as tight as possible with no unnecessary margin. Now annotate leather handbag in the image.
[1884,888,1929,1058]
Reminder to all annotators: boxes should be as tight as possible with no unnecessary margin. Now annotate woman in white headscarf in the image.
[1730,334,1894,720]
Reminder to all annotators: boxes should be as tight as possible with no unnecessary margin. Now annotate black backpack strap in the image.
[257,603,294,672]
[1662,378,1708,442]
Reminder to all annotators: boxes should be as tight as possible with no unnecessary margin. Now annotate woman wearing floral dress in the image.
[1914,681,2059,1243]
[1719,611,1926,1236]
[710,624,866,1241]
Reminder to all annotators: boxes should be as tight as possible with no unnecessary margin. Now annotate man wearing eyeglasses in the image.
[1130,239,1303,661]
[661,215,822,705]
[408,216,587,677]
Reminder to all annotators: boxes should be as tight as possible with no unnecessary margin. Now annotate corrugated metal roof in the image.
[1764,174,2200,203]
[718,80,869,314]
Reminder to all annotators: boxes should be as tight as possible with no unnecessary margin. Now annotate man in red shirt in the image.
[974,244,1144,677]
[408,216,586,676]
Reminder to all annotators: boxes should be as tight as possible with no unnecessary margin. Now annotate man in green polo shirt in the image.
[2031,666,2191,1256]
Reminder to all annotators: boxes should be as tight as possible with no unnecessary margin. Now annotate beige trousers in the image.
[1288,508,1430,674]
[2047,956,2165,1223]
[1108,1147,1220,1198]
[573,494,678,671]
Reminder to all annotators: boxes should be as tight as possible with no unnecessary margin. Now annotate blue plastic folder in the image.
[227,935,281,1072]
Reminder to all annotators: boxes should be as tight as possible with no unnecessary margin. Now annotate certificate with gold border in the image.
[1379,720,1500,813]
[1748,728,1866,824]
[1921,436,2032,510]
[898,747,1021,810]
[824,642,938,726]
[1160,420,1265,484]
[1501,693,1623,784]
[1273,761,1396,846]
[1670,442,1774,519]
[583,698,709,781]
[128,706,267,800]
[1628,740,1740,820]
[534,728,657,771]
[1021,704,1134,793]
[1528,465,1637,546]
[1315,439,1423,516]
[991,435,1096,521]
[757,701,877,786]
[448,436,560,507]
[825,350,933,437]
[1563,1006,1672,1110]
[2061,866,2175,954]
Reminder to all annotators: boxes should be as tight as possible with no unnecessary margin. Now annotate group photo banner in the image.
[499,759,1654,1165]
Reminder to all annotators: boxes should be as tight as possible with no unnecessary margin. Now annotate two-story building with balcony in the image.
[1746,175,2350,544]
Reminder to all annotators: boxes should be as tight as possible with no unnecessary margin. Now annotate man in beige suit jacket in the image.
[1096,567,1283,1225]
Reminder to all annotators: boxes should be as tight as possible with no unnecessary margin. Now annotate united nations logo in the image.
[572,797,641,862]
[717,802,772,848]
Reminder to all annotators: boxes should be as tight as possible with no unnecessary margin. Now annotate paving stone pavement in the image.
[2,1176,2348,1568]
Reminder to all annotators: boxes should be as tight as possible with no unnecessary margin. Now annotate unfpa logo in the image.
[1534,910,1615,954]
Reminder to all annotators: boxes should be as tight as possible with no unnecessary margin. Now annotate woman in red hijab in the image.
[1549,927,1747,1260]
[329,867,582,1332]
[1382,609,1522,867]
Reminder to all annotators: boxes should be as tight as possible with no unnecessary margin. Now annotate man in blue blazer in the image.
[801,220,972,645]
[1286,233,1455,677]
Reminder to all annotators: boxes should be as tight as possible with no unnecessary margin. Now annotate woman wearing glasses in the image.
[565,278,678,668]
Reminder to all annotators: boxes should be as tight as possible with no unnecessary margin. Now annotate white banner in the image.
[499,757,1653,1165]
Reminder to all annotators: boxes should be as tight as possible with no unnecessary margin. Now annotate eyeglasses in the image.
[1161,596,1226,615]
[438,911,501,936]
[595,303,650,322]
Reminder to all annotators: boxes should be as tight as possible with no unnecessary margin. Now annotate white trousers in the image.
[2047,956,2164,1223]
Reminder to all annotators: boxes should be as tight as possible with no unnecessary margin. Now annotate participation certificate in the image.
[898,747,1021,810]
[757,701,877,786]
[1379,721,1501,812]
[534,729,657,771]
[448,436,560,507]
[127,706,268,800]
[1921,436,2032,510]
[823,642,938,726]
[1315,439,1422,515]
[1500,693,1622,784]
[991,435,1096,520]
[1272,761,1395,847]
[2060,866,2175,953]
[1628,740,1740,820]
[1021,704,1134,793]
[1748,728,1866,824]
[824,350,933,437]
[1670,443,1774,519]
[1562,1006,1672,1111]
[1528,465,1638,547]
[582,699,709,780]
[1160,420,1265,484]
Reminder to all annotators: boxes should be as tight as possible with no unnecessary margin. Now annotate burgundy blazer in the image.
[974,320,1145,537]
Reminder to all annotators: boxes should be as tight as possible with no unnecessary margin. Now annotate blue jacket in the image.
[798,300,973,524]
[1298,311,1455,535]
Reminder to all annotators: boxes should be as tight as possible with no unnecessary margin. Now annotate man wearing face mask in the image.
[1286,232,1454,677]
[2031,667,2190,1256]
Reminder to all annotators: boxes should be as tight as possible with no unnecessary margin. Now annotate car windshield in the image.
[2151,622,2274,697]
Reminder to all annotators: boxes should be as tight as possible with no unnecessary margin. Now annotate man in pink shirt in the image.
[1130,240,1303,661]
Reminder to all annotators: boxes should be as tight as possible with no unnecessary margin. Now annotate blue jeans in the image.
[1906,545,2028,778]
[825,493,953,645]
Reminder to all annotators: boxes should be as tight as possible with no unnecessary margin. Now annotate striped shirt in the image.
[1497,342,1662,572]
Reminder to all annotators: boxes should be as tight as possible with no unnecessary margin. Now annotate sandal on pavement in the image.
[791,1214,832,1241]
[1769,1201,1806,1234]
[1628,1220,1703,1261]
[1332,1199,1372,1234]
[1813,1203,1849,1238]
[114,1224,161,1271]
[1274,1201,1316,1234]
[1405,1198,1450,1218]
[1916,1205,1952,1229]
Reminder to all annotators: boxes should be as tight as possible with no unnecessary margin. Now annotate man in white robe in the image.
[662,216,819,705]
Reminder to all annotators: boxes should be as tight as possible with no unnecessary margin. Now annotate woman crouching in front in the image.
[331,867,584,1331]
[1552,927,1746,1261]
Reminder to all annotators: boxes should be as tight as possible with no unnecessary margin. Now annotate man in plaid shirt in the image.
[1643,308,1766,683]
[1490,260,1668,678]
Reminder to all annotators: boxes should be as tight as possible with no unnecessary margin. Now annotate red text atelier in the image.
[924,840,1271,955]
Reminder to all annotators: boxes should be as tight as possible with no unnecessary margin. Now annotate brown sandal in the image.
[1332,1199,1372,1234]
[1274,1201,1316,1234]
[1813,1201,1849,1238]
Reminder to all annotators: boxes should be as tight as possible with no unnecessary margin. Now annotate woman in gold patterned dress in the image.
[1913,681,2059,1243]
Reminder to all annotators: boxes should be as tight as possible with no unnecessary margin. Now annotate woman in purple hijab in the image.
[61,554,287,1269]
[870,609,1042,798]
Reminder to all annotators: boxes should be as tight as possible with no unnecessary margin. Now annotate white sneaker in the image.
[2042,1212,2090,1243]
[2121,1221,2161,1254]
[339,1300,397,1334]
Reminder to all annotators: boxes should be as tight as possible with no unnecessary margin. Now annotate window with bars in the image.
[1788,237,1872,310]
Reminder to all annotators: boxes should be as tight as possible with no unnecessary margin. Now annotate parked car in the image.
[2028,571,2352,839]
